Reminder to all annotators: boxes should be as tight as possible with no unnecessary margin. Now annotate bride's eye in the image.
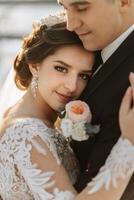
[54,66,68,73]
[79,73,90,81]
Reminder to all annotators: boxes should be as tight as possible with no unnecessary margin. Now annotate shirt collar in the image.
[101,24,134,63]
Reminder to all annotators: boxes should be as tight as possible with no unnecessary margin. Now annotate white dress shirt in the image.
[92,24,134,77]
[101,24,134,63]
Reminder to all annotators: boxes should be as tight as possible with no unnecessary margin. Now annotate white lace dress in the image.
[0,118,78,200]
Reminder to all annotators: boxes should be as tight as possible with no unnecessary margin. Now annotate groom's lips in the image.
[78,31,91,39]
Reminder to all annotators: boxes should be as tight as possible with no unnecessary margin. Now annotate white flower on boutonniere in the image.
[72,121,89,141]
[60,100,100,141]
[60,118,73,138]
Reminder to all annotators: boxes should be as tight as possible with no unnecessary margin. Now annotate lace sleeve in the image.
[88,137,134,194]
[72,137,134,200]
[0,118,75,200]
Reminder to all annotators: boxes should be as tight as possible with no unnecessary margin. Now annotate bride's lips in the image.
[56,91,73,103]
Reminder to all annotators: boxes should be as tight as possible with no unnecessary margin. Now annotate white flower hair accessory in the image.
[59,100,100,142]
[33,12,66,29]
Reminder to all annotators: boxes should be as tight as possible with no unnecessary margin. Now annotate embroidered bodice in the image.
[0,118,78,200]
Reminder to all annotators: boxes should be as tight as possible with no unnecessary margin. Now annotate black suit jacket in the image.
[72,30,134,200]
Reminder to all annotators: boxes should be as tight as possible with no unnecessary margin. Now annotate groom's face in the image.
[58,0,125,51]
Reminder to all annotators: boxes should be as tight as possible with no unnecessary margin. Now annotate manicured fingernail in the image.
[130,72,134,77]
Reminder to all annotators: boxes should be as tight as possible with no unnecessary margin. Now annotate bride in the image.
[0,13,134,200]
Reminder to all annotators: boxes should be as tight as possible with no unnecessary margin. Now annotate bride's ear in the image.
[29,64,39,77]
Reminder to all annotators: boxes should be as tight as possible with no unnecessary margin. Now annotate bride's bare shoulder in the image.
[3,106,12,119]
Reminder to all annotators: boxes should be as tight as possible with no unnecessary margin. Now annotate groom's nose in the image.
[66,11,81,32]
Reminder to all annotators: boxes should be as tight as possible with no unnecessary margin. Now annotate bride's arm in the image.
[75,177,132,200]
[75,72,134,200]
[30,136,77,195]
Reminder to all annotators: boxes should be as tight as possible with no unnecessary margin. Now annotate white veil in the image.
[0,68,25,119]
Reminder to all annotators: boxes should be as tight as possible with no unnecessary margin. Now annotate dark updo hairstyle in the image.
[14,18,83,90]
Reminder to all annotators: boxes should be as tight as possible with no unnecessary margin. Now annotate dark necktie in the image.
[91,51,103,77]
[92,51,103,73]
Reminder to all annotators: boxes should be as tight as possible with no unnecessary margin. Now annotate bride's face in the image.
[35,44,94,112]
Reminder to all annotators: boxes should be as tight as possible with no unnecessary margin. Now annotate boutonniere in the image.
[56,100,100,142]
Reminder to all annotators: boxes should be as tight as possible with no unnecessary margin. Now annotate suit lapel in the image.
[84,30,134,97]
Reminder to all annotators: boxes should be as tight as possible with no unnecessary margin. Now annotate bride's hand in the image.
[119,72,134,143]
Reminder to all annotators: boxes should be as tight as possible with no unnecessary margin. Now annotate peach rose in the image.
[65,100,92,123]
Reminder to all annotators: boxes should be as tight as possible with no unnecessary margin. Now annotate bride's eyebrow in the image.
[53,60,71,68]
[53,60,93,73]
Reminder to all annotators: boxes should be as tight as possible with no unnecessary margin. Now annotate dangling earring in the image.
[31,75,38,98]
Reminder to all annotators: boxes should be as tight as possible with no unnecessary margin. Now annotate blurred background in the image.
[0,0,62,89]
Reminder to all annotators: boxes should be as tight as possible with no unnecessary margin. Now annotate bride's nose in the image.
[64,75,78,93]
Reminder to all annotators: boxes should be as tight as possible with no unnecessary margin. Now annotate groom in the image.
[57,0,134,199]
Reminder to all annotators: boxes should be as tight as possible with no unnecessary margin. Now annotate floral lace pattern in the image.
[0,118,75,200]
[88,137,134,194]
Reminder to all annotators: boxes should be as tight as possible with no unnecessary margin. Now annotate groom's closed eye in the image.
[58,1,91,11]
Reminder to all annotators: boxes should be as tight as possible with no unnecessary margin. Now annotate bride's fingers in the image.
[129,72,134,87]
[129,72,134,101]
[119,87,132,120]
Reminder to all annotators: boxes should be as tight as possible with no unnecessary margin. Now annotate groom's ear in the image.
[29,64,39,77]
[118,0,134,15]
[119,0,132,8]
